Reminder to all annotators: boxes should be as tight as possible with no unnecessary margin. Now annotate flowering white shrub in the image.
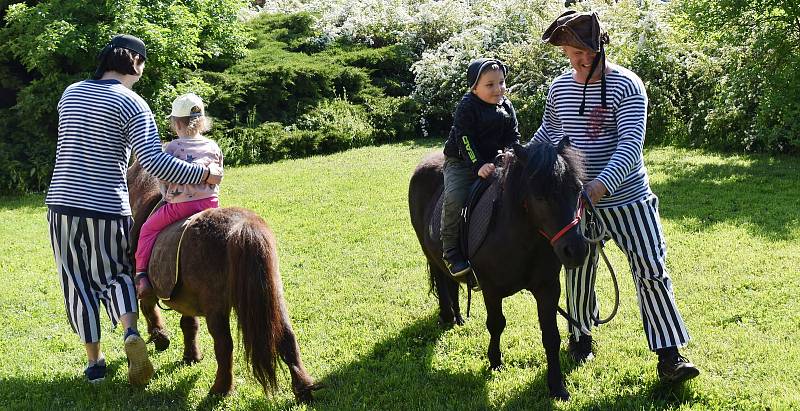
[260,0,677,137]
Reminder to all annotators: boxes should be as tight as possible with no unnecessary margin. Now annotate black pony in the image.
[408,141,588,400]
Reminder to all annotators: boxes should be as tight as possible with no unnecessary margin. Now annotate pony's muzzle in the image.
[554,231,589,269]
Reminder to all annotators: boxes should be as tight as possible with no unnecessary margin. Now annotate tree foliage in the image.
[673,0,800,152]
[0,0,250,193]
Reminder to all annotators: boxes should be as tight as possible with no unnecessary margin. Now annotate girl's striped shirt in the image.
[532,66,651,208]
[46,79,205,216]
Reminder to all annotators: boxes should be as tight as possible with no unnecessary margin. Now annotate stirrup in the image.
[443,249,471,277]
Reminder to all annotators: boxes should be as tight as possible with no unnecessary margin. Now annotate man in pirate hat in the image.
[530,11,700,384]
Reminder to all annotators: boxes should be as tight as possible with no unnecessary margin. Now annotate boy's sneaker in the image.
[85,360,106,384]
[657,354,700,383]
[124,329,154,386]
[567,334,595,364]
[443,249,471,277]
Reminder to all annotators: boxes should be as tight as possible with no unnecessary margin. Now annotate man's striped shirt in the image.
[45,79,205,216]
[532,66,652,207]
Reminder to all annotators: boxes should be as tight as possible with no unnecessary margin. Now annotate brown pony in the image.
[127,160,318,402]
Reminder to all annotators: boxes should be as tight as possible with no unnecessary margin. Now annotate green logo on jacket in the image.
[461,135,477,162]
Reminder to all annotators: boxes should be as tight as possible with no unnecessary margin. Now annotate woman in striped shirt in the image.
[532,11,700,383]
[45,35,222,385]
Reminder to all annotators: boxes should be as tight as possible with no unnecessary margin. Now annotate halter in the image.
[540,190,619,329]
[538,195,585,246]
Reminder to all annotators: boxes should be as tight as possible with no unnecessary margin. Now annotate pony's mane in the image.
[498,142,584,201]
[127,158,161,205]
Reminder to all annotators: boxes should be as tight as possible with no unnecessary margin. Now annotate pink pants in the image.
[135,197,219,272]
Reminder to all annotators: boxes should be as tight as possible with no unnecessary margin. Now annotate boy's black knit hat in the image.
[466,58,507,89]
[93,34,147,79]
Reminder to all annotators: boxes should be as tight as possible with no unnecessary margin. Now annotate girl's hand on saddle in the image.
[478,163,496,179]
[205,164,224,185]
[585,179,608,205]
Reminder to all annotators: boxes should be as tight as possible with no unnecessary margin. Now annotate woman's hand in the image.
[585,179,608,205]
[205,164,224,185]
[478,163,496,179]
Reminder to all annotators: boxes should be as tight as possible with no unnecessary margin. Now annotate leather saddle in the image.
[428,175,500,260]
[147,216,195,301]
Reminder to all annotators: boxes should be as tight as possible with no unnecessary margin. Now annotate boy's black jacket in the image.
[444,92,521,174]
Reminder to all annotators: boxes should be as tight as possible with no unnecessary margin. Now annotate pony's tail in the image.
[226,217,283,393]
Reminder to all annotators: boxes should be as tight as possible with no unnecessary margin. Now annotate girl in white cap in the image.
[134,93,223,300]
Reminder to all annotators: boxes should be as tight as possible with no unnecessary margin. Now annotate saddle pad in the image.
[466,181,498,257]
[148,216,192,300]
[429,179,500,258]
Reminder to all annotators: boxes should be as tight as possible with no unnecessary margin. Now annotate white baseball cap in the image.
[168,93,205,118]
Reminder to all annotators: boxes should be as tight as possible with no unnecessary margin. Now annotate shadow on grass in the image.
[308,314,492,410]
[650,154,799,240]
[503,372,702,410]
[0,358,201,411]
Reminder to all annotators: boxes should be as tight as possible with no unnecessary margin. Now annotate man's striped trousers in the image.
[566,194,691,350]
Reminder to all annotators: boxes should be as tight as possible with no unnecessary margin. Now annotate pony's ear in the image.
[512,142,528,162]
[556,136,571,152]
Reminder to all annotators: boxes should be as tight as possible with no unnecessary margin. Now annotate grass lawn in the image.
[0,141,798,410]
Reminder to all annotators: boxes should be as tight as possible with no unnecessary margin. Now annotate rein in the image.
[537,190,621,329]
[578,191,618,325]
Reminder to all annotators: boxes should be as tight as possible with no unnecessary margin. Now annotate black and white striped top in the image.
[532,66,652,207]
[45,79,206,216]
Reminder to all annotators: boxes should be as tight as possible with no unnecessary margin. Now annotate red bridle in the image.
[537,196,585,246]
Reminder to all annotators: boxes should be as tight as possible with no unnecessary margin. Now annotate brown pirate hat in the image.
[541,10,609,52]
[542,11,610,115]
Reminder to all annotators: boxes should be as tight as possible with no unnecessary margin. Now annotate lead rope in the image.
[557,191,620,329]
[583,191,619,325]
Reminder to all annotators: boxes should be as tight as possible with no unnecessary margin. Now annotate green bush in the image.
[296,97,375,152]
[327,44,417,96]
[365,96,421,143]
[198,12,422,167]
[675,0,800,153]
[0,0,250,193]
[213,121,287,166]
[199,13,379,127]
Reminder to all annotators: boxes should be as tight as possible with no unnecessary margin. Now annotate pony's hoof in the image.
[489,362,504,372]
[183,354,203,365]
[437,316,455,329]
[295,390,313,404]
[149,330,170,352]
[208,384,233,396]
[549,383,570,401]
[294,382,323,404]
[454,314,465,326]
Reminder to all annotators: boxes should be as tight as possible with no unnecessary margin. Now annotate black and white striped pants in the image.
[47,209,138,343]
[565,194,690,350]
